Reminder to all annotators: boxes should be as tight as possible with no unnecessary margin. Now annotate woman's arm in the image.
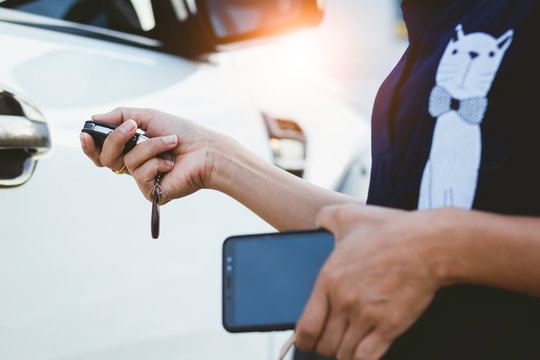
[79,107,358,230]
[209,134,359,229]
[434,207,540,297]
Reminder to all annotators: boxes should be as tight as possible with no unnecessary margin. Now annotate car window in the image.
[0,0,156,36]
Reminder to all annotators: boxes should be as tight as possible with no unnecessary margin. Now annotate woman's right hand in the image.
[79,107,225,205]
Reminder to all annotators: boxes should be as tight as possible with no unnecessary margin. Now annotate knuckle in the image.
[295,323,319,351]
[114,106,128,116]
[337,349,351,360]
[144,107,157,114]
[137,138,163,156]
[353,333,386,360]
[316,342,334,358]
[109,129,127,143]
[151,137,167,149]
[354,346,376,360]
[92,158,104,168]
[361,307,378,323]
[380,314,402,338]
[353,354,369,360]
[131,166,143,180]
[99,154,112,168]
[159,158,171,171]
[337,291,359,313]
[386,311,402,329]
[154,159,165,173]
[318,268,341,289]
[123,153,134,170]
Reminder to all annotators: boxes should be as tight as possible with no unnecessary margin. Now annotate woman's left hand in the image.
[295,204,448,360]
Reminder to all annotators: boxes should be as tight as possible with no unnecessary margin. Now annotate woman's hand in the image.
[80,107,224,204]
[295,204,448,360]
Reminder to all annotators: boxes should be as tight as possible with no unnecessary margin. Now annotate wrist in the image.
[203,132,244,192]
[423,207,471,288]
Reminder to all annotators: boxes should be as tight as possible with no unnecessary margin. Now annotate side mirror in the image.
[196,0,324,45]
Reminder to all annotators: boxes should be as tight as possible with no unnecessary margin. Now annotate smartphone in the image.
[222,229,334,333]
[81,120,149,154]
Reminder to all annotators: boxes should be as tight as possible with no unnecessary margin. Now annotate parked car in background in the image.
[0,1,370,359]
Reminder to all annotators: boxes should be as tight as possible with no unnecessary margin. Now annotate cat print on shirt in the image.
[418,24,513,210]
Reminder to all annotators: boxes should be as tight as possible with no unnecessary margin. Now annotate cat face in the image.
[435,24,513,99]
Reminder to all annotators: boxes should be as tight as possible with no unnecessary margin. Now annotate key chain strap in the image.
[150,151,174,239]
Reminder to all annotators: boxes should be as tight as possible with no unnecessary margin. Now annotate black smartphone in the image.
[222,229,334,333]
[81,120,149,154]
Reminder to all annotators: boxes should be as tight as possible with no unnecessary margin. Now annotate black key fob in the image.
[81,120,149,154]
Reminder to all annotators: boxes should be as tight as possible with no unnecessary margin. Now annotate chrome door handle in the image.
[0,115,51,153]
[0,88,51,188]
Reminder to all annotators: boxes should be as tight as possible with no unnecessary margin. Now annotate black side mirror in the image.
[196,0,324,45]
[151,0,323,58]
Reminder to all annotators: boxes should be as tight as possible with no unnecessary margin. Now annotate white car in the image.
[0,1,370,359]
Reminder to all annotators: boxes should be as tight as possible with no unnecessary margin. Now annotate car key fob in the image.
[81,120,175,239]
[81,120,149,154]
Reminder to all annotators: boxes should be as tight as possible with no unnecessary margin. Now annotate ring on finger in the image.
[112,164,129,175]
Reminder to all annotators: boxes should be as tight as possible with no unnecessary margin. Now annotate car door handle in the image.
[0,115,50,153]
[0,88,51,188]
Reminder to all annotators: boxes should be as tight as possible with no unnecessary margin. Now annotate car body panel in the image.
[0,12,276,360]
[0,6,368,360]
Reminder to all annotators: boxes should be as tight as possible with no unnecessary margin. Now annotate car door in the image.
[0,4,278,360]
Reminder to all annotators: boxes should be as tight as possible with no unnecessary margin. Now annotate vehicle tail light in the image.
[262,113,306,178]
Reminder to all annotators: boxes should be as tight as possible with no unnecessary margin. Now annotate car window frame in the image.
[0,6,168,54]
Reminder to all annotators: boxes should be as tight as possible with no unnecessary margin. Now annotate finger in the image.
[80,132,103,167]
[336,320,374,360]
[131,158,175,201]
[124,135,178,171]
[99,119,137,170]
[314,311,348,358]
[92,107,159,130]
[352,331,392,360]
[295,281,330,353]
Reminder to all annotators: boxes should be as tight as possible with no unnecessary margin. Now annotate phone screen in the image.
[223,230,334,332]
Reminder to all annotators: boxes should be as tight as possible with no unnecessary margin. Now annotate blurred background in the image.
[0,2,409,360]
[227,0,408,119]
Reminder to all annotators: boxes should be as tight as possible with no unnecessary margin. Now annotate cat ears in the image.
[451,24,514,51]
[497,29,513,51]
[451,24,465,42]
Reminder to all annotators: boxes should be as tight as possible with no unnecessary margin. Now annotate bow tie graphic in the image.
[428,86,487,125]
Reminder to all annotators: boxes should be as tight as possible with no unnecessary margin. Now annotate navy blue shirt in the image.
[366,0,540,358]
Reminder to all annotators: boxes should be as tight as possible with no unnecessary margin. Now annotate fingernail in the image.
[79,133,86,148]
[119,119,137,134]
[166,160,175,167]
[163,135,177,145]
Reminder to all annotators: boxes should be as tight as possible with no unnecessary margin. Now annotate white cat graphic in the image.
[418,24,513,210]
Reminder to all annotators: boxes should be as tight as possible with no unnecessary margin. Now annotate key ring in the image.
[152,176,165,196]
